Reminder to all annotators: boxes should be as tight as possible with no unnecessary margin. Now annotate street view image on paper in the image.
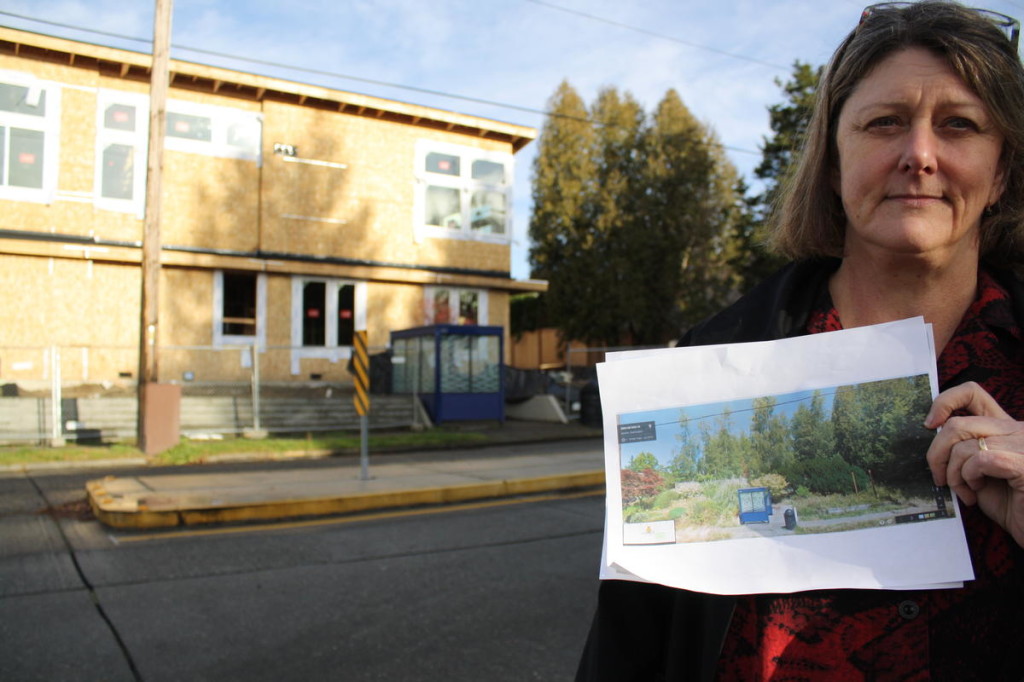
[617,373,954,545]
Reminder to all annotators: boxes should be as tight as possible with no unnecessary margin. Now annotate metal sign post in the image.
[353,330,371,480]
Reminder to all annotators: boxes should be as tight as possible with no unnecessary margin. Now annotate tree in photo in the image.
[787,389,860,494]
[832,376,934,487]
[670,412,701,480]
[700,407,745,479]
[749,395,793,476]
[621,467,667,506]
[790,391,833,461]
[628,450,660,473]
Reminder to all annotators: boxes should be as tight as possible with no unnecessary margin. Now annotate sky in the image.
[617,387,835,469]
[4,0,1024,280]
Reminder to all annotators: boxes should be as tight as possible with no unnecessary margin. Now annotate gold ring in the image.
[979,437,989,451]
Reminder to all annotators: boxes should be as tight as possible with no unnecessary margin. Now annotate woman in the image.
[577,2,1024,680]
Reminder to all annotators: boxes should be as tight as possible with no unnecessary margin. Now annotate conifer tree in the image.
[755,61,821,217]
[528,81,598,342]
[528,83,742,346]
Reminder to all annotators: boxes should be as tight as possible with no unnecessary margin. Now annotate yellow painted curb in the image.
[88,470,606,530]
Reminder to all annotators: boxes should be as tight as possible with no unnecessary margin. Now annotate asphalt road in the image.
[0,460,605,681]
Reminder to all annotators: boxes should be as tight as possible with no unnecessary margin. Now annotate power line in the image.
[635,389,840,432]
[0,8,762,157]
[523,0,791,70]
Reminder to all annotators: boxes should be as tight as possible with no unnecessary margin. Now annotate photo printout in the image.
[596,318,973,595]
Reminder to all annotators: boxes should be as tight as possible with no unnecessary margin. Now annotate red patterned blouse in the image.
[715,269,1024,681]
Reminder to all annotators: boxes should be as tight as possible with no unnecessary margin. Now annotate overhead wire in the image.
[523,0,790,70]
[0,7,763,156]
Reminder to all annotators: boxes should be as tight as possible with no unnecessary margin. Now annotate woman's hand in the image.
[924,382,1024,548]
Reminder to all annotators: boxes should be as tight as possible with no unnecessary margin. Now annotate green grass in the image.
[0,429,490,468]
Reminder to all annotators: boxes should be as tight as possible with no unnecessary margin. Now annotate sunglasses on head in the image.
[860,2,1020,50]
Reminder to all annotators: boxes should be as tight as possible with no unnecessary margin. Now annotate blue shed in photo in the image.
[737,487,773,524]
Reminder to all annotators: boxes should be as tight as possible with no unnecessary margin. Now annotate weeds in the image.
[0,429,490,467]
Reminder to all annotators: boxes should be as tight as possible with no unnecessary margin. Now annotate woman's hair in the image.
[770,1,1024,265]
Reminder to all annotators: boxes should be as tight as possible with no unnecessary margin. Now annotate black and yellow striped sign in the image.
[353,330,370,416]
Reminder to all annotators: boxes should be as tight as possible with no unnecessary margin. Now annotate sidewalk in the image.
[86,420,606,530]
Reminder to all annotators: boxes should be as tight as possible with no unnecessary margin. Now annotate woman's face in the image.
[833,47,1006,262]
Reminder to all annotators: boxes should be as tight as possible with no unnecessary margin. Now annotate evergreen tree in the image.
[790,390,835,463]
[638,89,742,334]
[585,87,647,345]
[754,61,821,218]
[701,407,744,478]
[528,83,742,346]
[528,81,598,341]
[670,411,701,480]
[729,61,822,291]
[831,376,933,486]
[750,395,793,475]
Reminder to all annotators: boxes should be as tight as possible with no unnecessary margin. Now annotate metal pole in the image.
[564,342,572,418]
[251,343,262,433]
[360,415,369,481]
[50,346,65,447]
[411,340,420,429]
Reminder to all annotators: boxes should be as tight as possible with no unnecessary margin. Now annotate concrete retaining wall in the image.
[0,394,417,444]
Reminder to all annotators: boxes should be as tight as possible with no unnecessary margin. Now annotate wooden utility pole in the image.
[137,0,174,453]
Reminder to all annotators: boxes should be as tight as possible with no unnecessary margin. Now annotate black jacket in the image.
[575,258,1024,682]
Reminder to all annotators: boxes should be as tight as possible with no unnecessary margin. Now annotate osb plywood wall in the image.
[260,100,513,275]
[0,35,535,386]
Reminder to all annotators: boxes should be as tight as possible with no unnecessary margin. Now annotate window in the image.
[163,100,262,162]
[95,92,262,213]
[223,272,258,336]
[415,141,512,241]
[213,270,266,347]
[0,72,60,202]
[95,91,148,213]
[425,287,486,326]
[440,334,501,393]
[301,281,356,347]
[167,111,212,141]
[290,277,367,374]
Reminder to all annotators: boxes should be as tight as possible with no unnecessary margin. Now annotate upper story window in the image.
[95,91,148,215]
[0,71,60,203]
[424,287,487,326]
[163,100,262,163]
[94,90,263,213]
[415,141,512,242]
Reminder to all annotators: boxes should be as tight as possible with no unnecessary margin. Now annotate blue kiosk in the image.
[737,487,773,524]
[390,325,505,424]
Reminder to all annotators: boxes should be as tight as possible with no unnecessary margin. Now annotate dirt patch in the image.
[40,497,96,522]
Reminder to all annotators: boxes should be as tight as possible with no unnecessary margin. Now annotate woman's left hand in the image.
[925,381,1024,548]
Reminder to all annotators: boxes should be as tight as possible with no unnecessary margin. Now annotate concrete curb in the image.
[87,470,606,530]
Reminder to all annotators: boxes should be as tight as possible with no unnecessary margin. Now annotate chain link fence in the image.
[0,344,414,445]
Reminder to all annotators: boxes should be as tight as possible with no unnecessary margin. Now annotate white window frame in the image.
[164,99,262,163]
[212,270,267,348]
[290,277,367,374]
[424,286,488,326]
[414,140,513,244]
[94,89,149,216]
[0,69,61,204]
